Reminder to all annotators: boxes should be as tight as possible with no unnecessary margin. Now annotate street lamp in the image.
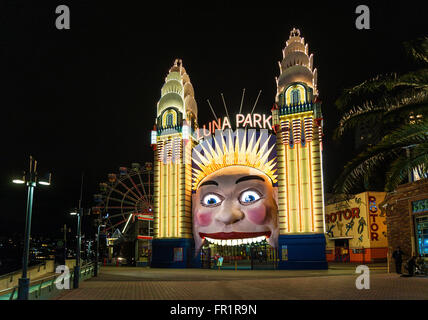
[13,156,51,300]
[69,173,85,289]
[94,223,106,277]
[70,208,83,288]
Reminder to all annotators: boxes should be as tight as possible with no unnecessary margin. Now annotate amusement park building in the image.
[150,29,328,269]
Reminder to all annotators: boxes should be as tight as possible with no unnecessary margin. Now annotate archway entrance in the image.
[201,240,279,270]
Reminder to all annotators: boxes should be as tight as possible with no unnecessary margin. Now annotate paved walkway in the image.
[53,266,428,300]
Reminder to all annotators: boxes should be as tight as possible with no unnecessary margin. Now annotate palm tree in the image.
[334,37,428,194]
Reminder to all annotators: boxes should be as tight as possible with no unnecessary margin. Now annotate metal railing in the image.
[0,261,48,284]
[0,262,97,300]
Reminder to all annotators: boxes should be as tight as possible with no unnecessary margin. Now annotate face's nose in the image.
[215,201,244,225]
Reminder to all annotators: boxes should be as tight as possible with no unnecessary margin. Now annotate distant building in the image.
[325,191,388,263]
[381,178,428,272]
[354,118,381,150]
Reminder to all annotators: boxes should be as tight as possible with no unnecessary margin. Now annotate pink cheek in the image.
[196,211,213,227]
[245,205,266,225]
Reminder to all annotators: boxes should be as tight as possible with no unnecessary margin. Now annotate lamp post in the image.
[70,208,82,288]
[13,156,51,300]
[70,173,84,289]
[94,223,106,277]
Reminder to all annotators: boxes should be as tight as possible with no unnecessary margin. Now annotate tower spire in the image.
[276,28,318,103]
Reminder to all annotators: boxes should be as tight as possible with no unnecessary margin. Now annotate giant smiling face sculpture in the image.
[192,165,279,251]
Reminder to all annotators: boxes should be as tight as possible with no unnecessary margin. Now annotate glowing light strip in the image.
[319,136,326,233]
[122,213,133,234]
[296,143,302,232]
[285,144,290,232]
[288,144,298,232]
[158,160,161,237]
[309,142,314,232]
[167,162,170,237]
[137,217,154,221]
[176,163,179,237]
[137,235,153,240]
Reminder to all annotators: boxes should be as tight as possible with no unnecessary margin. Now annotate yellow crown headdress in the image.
[192,129,278,190]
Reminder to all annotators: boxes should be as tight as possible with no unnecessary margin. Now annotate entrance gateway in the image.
[201,239,279,270]
[150,28,327,269]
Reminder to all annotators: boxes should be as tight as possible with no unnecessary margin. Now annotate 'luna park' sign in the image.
[197,113,273,139]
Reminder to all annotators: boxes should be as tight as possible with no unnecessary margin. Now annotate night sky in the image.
[1,1,427,238]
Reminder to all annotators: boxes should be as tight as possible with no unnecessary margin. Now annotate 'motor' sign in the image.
[326,208,360,223]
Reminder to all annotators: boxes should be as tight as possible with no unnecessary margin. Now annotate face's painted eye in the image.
[201,193,223,207]
[239,190,261,205]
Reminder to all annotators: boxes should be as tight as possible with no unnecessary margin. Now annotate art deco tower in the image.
[151,59,199,266]
[272,28,327,268]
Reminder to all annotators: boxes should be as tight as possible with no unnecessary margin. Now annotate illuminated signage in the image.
[368,196,379,241]
[412,199,428,214]
[199,113,273,137]
[326,208,360,223]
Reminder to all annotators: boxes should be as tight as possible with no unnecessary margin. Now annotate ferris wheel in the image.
[92,162,154,240]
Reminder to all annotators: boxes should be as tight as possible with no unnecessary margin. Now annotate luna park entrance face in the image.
[201,239,279,270]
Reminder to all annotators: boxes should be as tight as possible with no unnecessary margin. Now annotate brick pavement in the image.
[53,267,428,300]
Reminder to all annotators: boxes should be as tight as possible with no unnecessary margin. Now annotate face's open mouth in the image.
[199,231,271,246]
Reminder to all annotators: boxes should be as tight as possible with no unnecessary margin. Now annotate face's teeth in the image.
[205,235,267,246]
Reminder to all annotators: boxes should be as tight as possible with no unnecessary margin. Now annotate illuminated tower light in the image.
[304,117,313,142]
[182,124,189,140]
[281,121,290,145]
[151,130,157,145]
[292,119,302,145]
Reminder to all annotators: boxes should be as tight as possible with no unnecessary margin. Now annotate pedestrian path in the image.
[53,266,428,300]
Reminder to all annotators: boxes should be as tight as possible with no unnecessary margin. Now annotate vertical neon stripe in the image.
[159,161,162,237]
[319,134,326,233]
[167,162,170,237]
[285,144,290,233]
[296,143,302,232]
[176,163,179,237]
[309,142,314,232]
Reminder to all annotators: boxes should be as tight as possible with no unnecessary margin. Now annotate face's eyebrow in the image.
[199,180,219,188]
[235,175,265,184]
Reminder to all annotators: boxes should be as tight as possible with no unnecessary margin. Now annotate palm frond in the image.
[336,91,428,138]
[334,119,428,193]
[334,150,396,194]
[385,143,428,191]
[403,37,428,65]
[335,68,428,112]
